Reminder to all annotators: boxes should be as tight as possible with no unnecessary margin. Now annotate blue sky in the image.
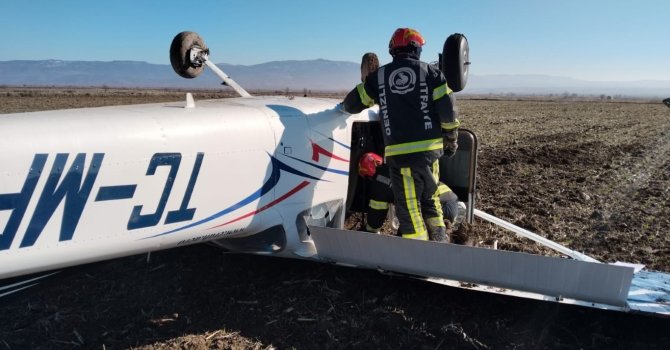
[1,0,668,81]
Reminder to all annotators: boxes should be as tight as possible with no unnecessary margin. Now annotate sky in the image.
[0,0,668,82]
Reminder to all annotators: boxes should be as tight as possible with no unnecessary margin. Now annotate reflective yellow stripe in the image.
[369,199,389,210]
[431,160,444,223]
[432,83,453,101]
[402,232,429,240]
[385,138,443,157]
[441,119,461,130]
[426,216,445,228]
[438,183,452,195]
[356,83,374,107]
[401,167,425,236]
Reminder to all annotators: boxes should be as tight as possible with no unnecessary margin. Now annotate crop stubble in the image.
[1,89,669,349]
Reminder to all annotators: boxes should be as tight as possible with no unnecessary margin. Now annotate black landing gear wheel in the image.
[170,31,208,79]
[440,33,470,92]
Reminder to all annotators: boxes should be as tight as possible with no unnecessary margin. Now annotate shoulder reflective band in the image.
[441,119,461,131]
[356,83,374,107]
[369,199,389,210]
[433,83,453,101]
[385,138,443,157]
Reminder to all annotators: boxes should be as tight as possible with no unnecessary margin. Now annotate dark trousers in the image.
[389,160,444,240]
[366,178,394,232]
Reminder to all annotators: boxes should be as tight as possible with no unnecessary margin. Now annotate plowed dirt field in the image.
[1,89,669,349]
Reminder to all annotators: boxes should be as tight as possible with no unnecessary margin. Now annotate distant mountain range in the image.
[1,59,668,97]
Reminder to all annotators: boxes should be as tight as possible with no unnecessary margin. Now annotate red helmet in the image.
[389,28,426,52]
[358,152,383,177]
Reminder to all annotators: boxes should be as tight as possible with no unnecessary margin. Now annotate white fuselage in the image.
[0,96,377,278]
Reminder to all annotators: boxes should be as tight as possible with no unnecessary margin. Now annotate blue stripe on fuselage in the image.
[144,155,322,238]
[284,155,348,176]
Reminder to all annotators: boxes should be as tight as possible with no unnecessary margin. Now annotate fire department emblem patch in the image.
[389,67,416,94]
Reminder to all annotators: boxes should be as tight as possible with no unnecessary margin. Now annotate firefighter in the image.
[342,28,460,242]
[358,152,461,241]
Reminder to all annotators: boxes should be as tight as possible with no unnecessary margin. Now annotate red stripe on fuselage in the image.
[311,141,349,162]
[209,181,311,228]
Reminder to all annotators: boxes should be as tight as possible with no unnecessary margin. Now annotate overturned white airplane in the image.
[1,32,668,317]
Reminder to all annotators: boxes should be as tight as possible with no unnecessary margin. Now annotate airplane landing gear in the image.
[440,33,470,92]
[169,31,208,79]
[169,31,252,97]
